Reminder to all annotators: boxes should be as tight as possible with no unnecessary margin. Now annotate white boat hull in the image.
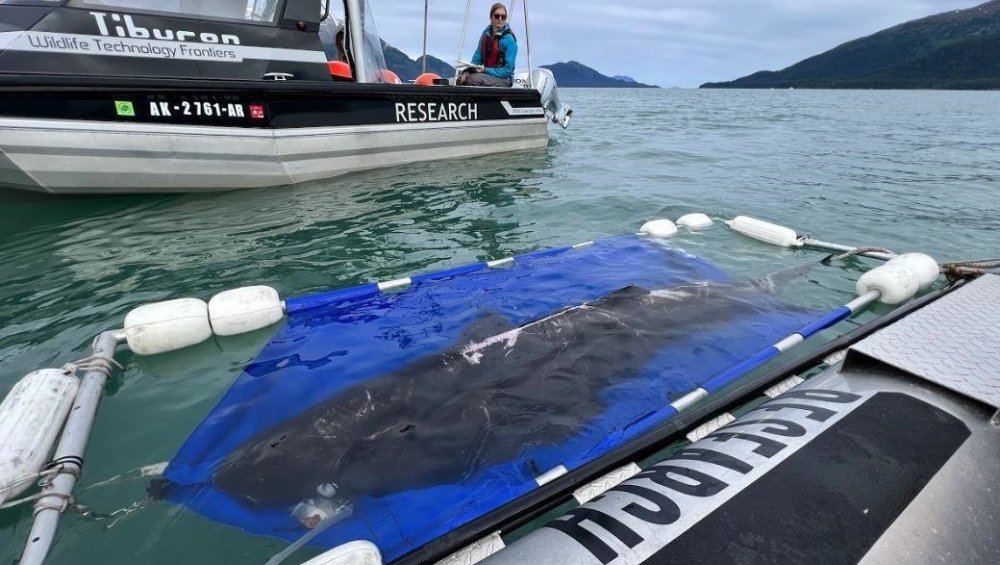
[0,116,549,194]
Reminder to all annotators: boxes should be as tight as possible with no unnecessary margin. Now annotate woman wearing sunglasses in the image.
[457,3,517,87]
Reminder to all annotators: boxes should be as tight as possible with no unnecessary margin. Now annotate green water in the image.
[1,88,998,563]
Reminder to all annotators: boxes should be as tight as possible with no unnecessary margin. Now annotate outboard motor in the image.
[514,68,572,129]
[532,68,572,129]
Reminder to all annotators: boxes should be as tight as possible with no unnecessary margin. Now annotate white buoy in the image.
[639,219,678,238]
[208,286,284,337]
[0,369,79,504]
[676,213,714,230]
[298,541,382,565]
[886,253,939,291]
[726,216,802,248]
[124,298,213,355]
[856,263,920,305]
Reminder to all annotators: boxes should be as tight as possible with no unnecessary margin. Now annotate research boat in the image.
[0,0,571,194]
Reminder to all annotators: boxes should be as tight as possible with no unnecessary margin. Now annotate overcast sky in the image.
[354,0,986,86]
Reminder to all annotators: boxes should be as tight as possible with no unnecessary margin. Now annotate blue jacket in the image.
[471,24,517,79]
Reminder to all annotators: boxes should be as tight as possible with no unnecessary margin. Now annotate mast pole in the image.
[523,0,533,86]
[422,0,429,74]
[458,0,473,66]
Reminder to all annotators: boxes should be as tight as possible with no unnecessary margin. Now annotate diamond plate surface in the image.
[850,274,1000,408]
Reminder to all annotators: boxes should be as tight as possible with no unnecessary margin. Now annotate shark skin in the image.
[211,280,806,515]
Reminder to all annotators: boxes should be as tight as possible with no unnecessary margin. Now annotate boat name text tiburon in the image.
[90,11,241,45]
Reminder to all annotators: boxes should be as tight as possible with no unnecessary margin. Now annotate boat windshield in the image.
[68,0,282,24]
[352,0,389,83]
[319,4,348,64]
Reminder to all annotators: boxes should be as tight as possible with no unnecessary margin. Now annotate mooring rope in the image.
[0,464,66,510]
[942,258,1000,281]
[81,462,168,491]
[830,246,897,262]
[1,461,153,523]
[62,353,123,378]
[823,247,1000,283]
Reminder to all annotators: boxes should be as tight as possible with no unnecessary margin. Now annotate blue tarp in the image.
[164,235,817,562]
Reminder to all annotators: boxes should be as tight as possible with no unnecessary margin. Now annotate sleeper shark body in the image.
[212,278,807,513]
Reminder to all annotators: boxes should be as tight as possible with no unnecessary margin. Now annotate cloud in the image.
[356,0,987,86]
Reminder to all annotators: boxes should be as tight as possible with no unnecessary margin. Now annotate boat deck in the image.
[848,273,1000,409]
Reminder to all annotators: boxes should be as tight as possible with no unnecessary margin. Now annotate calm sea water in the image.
[1,88,999,564]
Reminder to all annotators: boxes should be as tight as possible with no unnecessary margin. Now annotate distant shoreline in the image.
[700,1,1000,91]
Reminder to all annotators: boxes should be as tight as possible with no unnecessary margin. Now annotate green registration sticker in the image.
[115,100,135,117]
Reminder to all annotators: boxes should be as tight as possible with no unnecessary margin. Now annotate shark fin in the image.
[610,285,653,297]
[592,285,654,308]
[750,259,820,293]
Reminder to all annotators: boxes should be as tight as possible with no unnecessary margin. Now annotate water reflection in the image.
[0,150,552,376]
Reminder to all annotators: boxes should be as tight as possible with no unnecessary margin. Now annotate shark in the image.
[210,276,810,525]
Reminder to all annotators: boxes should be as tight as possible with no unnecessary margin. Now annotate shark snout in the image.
[292,483,354,528]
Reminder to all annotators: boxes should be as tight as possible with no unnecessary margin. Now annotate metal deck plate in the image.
[850,274,1000,409]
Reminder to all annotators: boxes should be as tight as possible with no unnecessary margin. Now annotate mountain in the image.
[701,0,1000,90]
[542,61,658,87]
[384,53,654,88]
[318,19,454,81]
[382,43,455,82]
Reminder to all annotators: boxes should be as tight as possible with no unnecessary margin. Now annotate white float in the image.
[124,298,213,355]
[726,216,802,248]
[208,286,284,336]
[299,540,382,565]
[639,219,678,238]
[886,253,939,291]
[856,263,921,305]
[676,213,714,230]
[0,369,79,504]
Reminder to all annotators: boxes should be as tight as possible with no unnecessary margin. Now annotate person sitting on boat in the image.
[457,3,516,87]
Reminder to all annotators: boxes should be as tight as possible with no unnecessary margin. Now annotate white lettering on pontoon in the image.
[394,102,479,123]
[543,389,865,564]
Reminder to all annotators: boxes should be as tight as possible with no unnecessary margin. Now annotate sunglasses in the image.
[492,13,507,20]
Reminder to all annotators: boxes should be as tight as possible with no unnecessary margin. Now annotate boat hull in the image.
[0,81,550,194]
[0,116,548,194]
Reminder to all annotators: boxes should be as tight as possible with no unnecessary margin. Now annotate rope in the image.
[0,457,87,511]
[82,461,168,491]
[3,486,146,526]
[829,246,896,262]
[265,510,345,565]
[942,258,1000,269]
[0,491,47,511]
[821,249,1000,283]
[0,459,73,509]
[941,258,1000,282]
[32,492,74,515]
[0,467,59,498]
[44,456,83,477]
[72,500,147,528]
[62,353,123,378]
